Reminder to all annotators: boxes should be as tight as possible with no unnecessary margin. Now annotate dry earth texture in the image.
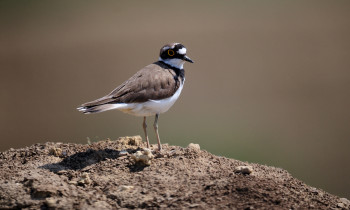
[0,136,349,209]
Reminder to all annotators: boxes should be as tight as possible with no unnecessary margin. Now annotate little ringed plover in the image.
[77,43,194,151]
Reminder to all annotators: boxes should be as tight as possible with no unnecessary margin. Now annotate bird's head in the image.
[159,43,193,69]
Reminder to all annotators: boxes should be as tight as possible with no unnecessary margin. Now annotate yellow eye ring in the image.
[167,49,175,56]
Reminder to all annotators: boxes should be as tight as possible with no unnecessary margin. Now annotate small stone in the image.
[235,165,253,175]
[62,151,67,157]
[57,170,67,175]
[49,147,62,157]
[131,149,154,166]
[92,201,112,209]
[120,185,134,191]
[45,198,56,208]
[189,203,200,208]
[78,172,92,185]
[143,148,152,155]
[68,180,78,185]
[187,143,200,150]
[339,198,350,206]
[119,150,128,156]
[337,202,345,208]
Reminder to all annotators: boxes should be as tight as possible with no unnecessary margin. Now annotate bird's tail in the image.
[77,103,121,114]
[77,94,123,114]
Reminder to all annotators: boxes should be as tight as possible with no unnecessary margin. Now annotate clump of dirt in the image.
[0,136,348,209]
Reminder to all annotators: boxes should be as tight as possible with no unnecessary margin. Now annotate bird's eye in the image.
[167,49,175,56]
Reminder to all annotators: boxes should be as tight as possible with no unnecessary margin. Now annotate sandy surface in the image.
[0,136,349,209]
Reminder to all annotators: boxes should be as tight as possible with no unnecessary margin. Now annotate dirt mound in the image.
[0,136,348,209]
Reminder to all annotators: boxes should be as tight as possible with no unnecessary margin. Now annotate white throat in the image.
[159,57,185,69]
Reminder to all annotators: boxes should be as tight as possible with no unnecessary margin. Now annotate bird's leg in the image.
[143,116,150,148]
[153,114,162,151]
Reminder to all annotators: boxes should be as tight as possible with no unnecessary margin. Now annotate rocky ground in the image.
[0,136,349,209]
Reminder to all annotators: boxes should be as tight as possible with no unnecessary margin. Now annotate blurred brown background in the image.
[1,0,349,198]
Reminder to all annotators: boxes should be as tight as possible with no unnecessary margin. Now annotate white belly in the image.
[111,82,184,116]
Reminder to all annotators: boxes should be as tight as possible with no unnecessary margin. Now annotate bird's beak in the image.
[183,55,194,63]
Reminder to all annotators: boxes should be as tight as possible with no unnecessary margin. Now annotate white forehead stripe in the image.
[177,47,187,55]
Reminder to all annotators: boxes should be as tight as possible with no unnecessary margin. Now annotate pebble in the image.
[337,202,345,208]
[120,185,134,191]
[235,166,253,175]
[119,150,128,156]
[187,143,200,150]
[131,149,154,166]
[68,180,78,185]
[339,198,350,205]
[49,148,62,157]
[78,172,92,185]
[45,198,56,208]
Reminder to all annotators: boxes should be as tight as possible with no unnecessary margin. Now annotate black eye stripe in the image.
[161,51,183,60]
[160,44,186,60]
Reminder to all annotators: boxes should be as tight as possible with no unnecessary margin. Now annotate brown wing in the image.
[81,62,181,107]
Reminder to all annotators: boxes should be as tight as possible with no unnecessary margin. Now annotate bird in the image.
[77,43,193,151]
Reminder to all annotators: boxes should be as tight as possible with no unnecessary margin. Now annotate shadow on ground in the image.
[39,148,139,172]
